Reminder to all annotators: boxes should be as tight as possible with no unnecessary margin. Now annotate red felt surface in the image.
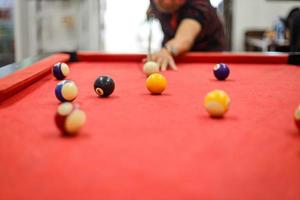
[0,55,300,200]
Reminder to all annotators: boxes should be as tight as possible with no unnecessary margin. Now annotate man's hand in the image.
[151,48,177,71]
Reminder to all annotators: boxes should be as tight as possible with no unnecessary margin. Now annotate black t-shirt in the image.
[150,0,226,51]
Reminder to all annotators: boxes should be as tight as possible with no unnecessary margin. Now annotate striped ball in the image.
[204,89,231,118]
[55,80,78,102]
[295,105,300,131]
[52,62,70,80]
[55,102,86,136]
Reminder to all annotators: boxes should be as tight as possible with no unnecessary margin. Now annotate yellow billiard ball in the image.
[146,73,167,94]
[143,61,159,76]
[204,89,231,117]
[295,105,300,131]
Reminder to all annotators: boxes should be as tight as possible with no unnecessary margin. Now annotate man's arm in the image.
[151,18,202,71]
[152,18,201,71]
[165,18,202,56]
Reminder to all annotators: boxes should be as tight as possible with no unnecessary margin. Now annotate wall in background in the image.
[104,0,160,53]
[14,0,104,62]
[104,0,222,53]
[0,0,14,66]
[233,0,300,51]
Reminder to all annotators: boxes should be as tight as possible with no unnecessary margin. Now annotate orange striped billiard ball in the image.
[204,89,231,118]
[146,73,167,94]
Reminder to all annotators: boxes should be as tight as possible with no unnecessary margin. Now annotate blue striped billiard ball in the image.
[55,80,78,102]
[213,63,230,80]
[52,62,70,80]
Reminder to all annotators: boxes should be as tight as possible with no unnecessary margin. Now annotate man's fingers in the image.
[156,57,163,69]
[161,60,168,71]
[169,58,177,71]
[148,50,177,72]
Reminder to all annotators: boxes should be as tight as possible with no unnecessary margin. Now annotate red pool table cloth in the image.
[0,52,300,200]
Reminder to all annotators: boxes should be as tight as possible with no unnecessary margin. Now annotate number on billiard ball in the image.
[94,76,115,97]
[213,63,230,80]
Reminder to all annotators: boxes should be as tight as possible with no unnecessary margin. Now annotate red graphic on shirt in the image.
[171,14,177,29]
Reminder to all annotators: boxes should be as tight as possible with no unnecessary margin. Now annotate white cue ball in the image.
[143,61,159,76]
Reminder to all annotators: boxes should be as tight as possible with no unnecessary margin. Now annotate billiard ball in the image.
[213,63,230,80]
[295,105,300,131]
[52,62,70,80]
[204,89,231,117]
[55,102,86,136]
[55,80,78,102]
[94,76,115,97]
[146,73,167,94]
[143,61,159,76]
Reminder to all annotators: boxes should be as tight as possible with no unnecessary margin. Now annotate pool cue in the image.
[147,15,154,62]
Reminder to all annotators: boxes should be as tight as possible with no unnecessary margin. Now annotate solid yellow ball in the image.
[204,89,231,118]
[295,105,300,131]
[146,73,167,94]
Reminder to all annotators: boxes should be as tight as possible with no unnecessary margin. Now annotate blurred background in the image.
[0,0,299,66]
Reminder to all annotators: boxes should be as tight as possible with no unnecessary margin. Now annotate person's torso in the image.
[150,0,226,51]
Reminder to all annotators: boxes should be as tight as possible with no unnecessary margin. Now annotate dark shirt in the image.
[150,0,226,51]
[287,8,300,52]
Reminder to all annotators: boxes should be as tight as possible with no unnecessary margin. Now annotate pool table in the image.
[0,52,300,200]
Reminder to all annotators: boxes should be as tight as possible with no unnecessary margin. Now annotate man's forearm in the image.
[165,18,202,56]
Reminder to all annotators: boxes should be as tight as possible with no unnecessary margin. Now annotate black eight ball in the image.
[94,76,115,97]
